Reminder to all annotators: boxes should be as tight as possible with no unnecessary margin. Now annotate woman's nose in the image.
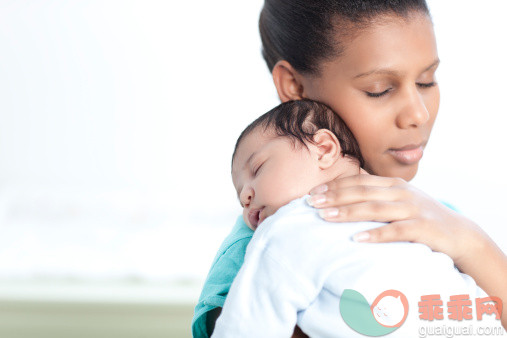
[396,87,430,129]
[239,186,254,207]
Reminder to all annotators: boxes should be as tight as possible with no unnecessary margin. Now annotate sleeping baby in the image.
[212,99,501,337]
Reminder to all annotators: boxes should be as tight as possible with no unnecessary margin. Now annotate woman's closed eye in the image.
[365,88,391,98]
[416,81,437,88]
[365,81,437,98]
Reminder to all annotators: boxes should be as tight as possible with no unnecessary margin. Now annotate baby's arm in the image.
[212,243,316,337]
[212,198,345,337]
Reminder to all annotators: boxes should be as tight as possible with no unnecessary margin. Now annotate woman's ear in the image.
[272,60,305,102]
[311,129,342,170]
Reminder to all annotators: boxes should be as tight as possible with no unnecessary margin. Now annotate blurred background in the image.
[0,0,505,337]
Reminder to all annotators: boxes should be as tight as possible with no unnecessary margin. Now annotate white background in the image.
[0,0,505,301]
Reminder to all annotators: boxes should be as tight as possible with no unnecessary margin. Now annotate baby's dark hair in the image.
[259,0,430,75]
[232,99,364,168]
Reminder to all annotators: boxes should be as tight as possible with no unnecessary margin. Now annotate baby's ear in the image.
[312,129,342,170]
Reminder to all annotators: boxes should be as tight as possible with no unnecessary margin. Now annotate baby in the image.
[213,100,501,337]
[231,99,364,231]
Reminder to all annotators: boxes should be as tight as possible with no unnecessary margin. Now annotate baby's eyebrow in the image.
[244,152,257,170]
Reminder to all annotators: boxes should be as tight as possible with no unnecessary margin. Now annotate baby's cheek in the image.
[273,173,310,199]
[265,185,300,209]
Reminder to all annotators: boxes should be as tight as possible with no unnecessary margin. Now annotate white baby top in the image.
[213,196,500,337]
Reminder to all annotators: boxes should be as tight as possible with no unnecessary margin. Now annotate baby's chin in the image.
[245,223,256,231]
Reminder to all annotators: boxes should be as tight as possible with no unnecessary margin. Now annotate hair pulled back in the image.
[259,0,430,75]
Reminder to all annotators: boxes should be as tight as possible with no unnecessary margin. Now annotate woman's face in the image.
[298,13,439,180]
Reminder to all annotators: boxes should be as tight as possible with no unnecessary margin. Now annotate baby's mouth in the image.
[248,208,263,229]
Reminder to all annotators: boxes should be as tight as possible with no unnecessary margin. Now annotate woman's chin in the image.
[369,163,419,181]
[393,164,419,181]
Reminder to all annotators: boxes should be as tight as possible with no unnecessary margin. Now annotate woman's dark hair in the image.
[259,0,430,75]
[232,99,364,168]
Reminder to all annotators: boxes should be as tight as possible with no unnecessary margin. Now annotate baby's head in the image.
[231,100,364,230]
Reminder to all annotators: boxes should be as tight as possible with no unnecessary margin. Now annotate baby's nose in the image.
[240,186,254,207]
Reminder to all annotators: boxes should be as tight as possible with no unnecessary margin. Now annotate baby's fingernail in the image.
[318,208,339,218]
[306,194,326,207]
[310,184,328,195]
[353,232,371,242]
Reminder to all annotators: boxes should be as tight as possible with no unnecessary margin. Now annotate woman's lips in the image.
[388,144,424,165]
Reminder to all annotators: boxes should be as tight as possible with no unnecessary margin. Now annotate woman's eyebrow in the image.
[354,68,399,79]
[423,58,440,72]
[354,58,440,79]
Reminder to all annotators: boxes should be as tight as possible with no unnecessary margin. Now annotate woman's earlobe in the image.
[272,60,305,102]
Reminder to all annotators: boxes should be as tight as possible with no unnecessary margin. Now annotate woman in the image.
[192,1,507,336]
